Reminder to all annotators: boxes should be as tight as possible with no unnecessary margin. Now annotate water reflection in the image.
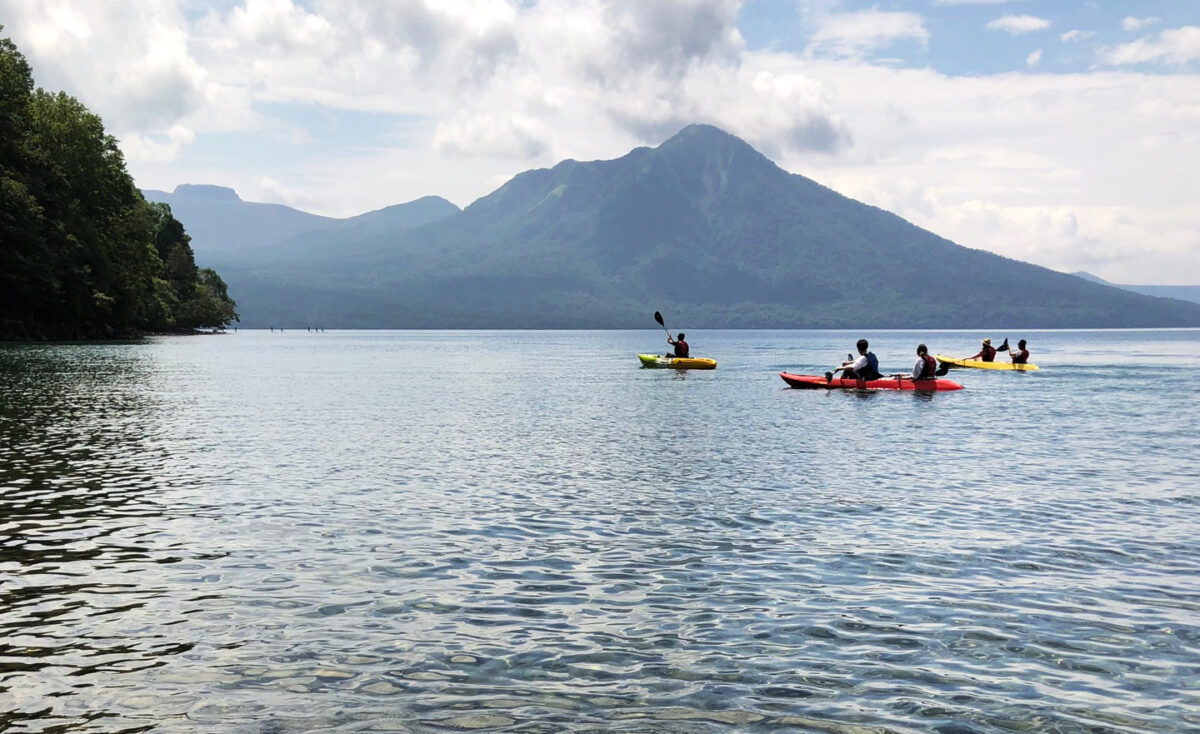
[2,331,1199,733]
[0,345,218,731]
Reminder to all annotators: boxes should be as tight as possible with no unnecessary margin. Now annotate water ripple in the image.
[2,331,1199,732]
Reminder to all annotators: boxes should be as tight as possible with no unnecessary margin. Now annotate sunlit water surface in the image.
[2,329,1198,733]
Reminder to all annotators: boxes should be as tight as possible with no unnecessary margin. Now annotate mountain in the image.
[141,185,336,258]
[171,126,1200,328]
[1072,272,1200,306]
[141,185,461,262]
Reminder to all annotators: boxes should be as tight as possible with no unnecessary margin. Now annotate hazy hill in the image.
[1073,272,1200,306]
[141,185,337,258]
[172,126,1200,328]
[141,184,461,262]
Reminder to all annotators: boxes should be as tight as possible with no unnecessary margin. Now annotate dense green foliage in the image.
[208,124,1200,329]
[0,29,236,339]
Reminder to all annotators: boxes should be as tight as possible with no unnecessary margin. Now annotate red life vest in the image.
[1011,348,1029,364]
[919,353,937,379]
[674,340,689,358]
[981,344,996,361]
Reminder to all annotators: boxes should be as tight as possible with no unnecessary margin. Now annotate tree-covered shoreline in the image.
[1,28,236,341]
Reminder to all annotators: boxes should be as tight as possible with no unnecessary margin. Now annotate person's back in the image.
[913,344,936,380]
[861,350,881,380]
[836,339,881,380]
[1010,339,1029,364]
[669,332,689,358]
[971,338,996,362]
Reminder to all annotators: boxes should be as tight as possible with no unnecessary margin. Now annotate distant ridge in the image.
[141,185,460,261]
[158,126,1200,329]
[1072,272,1200,306]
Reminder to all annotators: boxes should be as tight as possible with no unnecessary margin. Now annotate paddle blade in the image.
[935,361,950,377]
[654,311,664,327]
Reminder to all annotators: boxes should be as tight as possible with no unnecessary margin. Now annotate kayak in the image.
[780,372,962,391]
[935,354,1039,371]
[638,354,717,370]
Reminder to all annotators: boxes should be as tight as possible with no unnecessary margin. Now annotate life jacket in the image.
[674,340,689,358]
[981,344,996,361]
[1011,348,1029,364]
[862,352,881,380]
[918,353,936,380]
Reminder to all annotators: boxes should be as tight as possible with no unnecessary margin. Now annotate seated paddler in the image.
[667,332,689,358]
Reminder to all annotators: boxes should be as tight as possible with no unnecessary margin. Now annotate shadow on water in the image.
[0,345,221,732]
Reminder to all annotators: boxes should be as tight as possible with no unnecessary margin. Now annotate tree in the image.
[176,268,238,329]
[0,27,237,338]
[0,28,50,335]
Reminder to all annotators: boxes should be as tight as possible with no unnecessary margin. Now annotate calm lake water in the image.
[2,329,1199,733]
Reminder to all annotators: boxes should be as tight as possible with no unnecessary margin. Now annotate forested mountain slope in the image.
[210,125,1200,328]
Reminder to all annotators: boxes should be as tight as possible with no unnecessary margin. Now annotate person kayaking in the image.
[968,338,1000,362]
[667,332,689,358]
[913,343,937,380]
[1009,339,1030,364]
[828,338,881,381]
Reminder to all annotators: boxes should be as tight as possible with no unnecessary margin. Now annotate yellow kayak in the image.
[935,354,1039,371]
[638,354,717,370]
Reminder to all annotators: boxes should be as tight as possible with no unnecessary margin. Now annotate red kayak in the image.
[780,372,963,391]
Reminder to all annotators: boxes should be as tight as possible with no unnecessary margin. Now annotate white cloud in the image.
[1123,16,1161,32]
[3,0,1199,282]
[806,9,928,59]
[253,175,331,213]
[1026,48,1042,67]
[786,62,1200,282]
[225,0,334,50]
[120,125,197,163]
[1100,26,1200,66]
[433,114,548,158]
[0,2,219,132]
[987,15,1051,34]
[931,0,1024,4]
[1060,30,1094,43]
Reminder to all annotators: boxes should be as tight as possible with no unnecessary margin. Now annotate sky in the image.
[1,0,1198,284]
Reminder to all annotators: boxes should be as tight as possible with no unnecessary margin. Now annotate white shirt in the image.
[849,354,868,371]
[913,357,928,379]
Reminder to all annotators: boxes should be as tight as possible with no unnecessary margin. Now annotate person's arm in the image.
[913,358,924,379]
[835,354,868,375]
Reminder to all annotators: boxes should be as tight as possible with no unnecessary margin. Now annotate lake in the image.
[2,329,1198,733]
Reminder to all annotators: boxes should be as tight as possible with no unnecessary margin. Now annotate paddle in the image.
[653,310,673,340]
[826,353,852,383]
[935,360,950,377]
[654,311,675,357]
